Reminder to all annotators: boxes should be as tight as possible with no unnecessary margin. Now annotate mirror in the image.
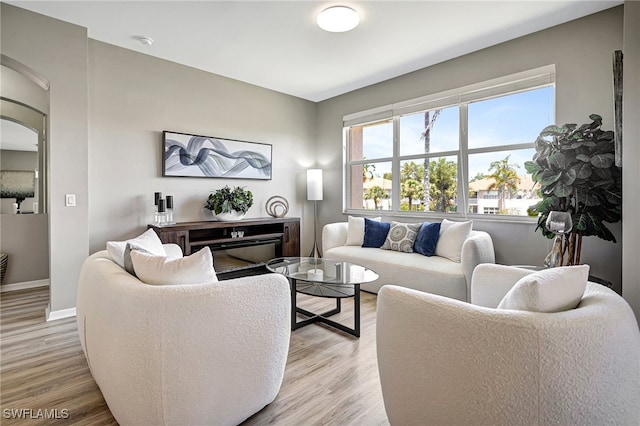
[0,99,47,214]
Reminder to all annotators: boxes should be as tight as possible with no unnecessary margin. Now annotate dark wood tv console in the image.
[149,217,300,258]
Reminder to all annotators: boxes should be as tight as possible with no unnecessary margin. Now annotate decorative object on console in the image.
[526,114,621,266]
[307,169,323,258]
[265,195,289,218]
[163,131,272,180]
[543,211,573,267]
[205,185,254,221]
[0,170,35,214]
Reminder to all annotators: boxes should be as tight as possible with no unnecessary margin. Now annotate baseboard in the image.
[45,305,76,322]
[0,279,49,293]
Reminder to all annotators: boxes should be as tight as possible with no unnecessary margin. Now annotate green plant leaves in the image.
[590,153,615,168]
[527,114,621,246]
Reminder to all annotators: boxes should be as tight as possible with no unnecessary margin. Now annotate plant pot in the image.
[211,210,246,221]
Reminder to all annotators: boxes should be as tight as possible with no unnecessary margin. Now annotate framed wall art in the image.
[163,131,272,180]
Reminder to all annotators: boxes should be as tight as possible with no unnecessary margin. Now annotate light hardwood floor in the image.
[1,286,389,425]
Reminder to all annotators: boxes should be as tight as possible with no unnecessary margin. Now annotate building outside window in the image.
[344,67,555,219]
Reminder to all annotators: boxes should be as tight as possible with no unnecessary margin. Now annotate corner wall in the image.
[1,4,89,315]
[316,6,624,290]
[622,1,640,322]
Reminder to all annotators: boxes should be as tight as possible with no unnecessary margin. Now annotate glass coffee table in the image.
[266,257,378,338]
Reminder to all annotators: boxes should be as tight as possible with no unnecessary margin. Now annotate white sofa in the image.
[377,264,640,426]
[322,221,495,301]
[76,245,291,426]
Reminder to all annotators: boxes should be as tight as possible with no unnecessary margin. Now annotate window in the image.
[344,67,555,218]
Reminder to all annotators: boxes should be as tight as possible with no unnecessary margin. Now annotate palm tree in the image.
[364,185,386,210]
[488,155,520,213]
[421,109,441,211]
[402,179,424,211]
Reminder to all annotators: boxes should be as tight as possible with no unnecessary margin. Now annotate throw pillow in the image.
[381,222,422,253]
[497,265,589,313]
[106,228,166,268]
[362,218,391,248]
[413,222,441,256]
[130,246,218,286]
[345,216,381,246]
[435,219,472,262]
[123,242,154,276]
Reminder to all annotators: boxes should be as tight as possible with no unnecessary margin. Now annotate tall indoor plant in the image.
[525,114,622,265]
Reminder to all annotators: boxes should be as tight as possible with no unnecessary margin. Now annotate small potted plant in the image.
[205,185,253,221]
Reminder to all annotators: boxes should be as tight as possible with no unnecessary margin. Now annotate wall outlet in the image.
[65,194,76,207]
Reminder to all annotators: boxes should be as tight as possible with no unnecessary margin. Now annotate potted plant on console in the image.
[525,114,621,266]
[206,185,253,221]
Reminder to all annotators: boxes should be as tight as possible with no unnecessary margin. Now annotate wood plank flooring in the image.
[1,286,389,425]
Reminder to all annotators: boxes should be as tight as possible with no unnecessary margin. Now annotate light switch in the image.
[65,194,76,207]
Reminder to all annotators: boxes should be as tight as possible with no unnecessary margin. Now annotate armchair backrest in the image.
[376,284,640,426]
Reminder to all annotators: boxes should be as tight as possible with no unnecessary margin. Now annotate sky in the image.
[360,85,555,180]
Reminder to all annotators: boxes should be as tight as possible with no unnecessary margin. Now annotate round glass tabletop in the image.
[266,257,378,286]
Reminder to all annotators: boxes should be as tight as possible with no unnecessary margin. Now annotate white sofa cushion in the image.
[107,228,166,268]
[435,219,472,262]
[131,247,218,285]
[345,215,380,246]
[497,265,589,312]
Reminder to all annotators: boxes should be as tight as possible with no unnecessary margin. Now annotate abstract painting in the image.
[163,131,272,179]
[0,170,35,199]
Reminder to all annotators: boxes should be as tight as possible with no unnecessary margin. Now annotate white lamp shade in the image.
[307,169,323,201]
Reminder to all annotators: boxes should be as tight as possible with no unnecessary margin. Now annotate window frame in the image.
[343,66,555,222]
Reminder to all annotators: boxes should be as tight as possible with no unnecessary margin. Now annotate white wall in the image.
[316,6,624,291]
[1,4,89,314]
[87,41,317,253]
[622,1,640,321]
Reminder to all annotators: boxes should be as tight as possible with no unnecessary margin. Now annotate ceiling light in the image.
[137,36,154,46]
[317,6,360,33]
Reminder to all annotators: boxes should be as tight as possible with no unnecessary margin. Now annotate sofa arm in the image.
[460,231,495,301]
[470,264,534,308]
[322,222,348,254]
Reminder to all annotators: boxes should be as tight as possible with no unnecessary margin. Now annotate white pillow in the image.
[435,219,472,262]
[497,265,589,313]
[107,228,166,268]
[345,216,381,246]
[130,247,218,286]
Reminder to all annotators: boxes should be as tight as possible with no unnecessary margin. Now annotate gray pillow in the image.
[381,222,422,253]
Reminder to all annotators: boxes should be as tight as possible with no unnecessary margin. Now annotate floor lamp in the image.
[307,169,323,258]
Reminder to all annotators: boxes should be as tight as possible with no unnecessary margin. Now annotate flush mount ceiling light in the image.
[137,36,154,46]
[317,6,360,32]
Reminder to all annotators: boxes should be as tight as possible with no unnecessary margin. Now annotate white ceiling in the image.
[7,0,622,102]
[0,119,38,152]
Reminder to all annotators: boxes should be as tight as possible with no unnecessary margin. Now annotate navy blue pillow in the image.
[413,222,441,256]
[362,218,391,248]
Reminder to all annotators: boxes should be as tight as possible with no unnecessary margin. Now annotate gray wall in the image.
[1,4,89,313]
[622,1,640,321]
[316,6,624,292]
[87,41,317,253]
[0,214,49,284]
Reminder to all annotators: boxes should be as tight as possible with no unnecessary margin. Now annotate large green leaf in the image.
[562,169,577,185]
[575,154,590,163]
[524,161,542,175]
[548,152,567,169]
[589,113,603,123]
[541,171,562,186]
[553,182,572,197]
[591,153,615,168]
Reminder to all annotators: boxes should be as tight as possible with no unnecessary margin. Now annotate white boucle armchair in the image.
[376,264,640,426]
[77,247,291,426]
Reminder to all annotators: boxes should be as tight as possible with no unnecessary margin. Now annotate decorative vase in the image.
[212,210,246,221]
